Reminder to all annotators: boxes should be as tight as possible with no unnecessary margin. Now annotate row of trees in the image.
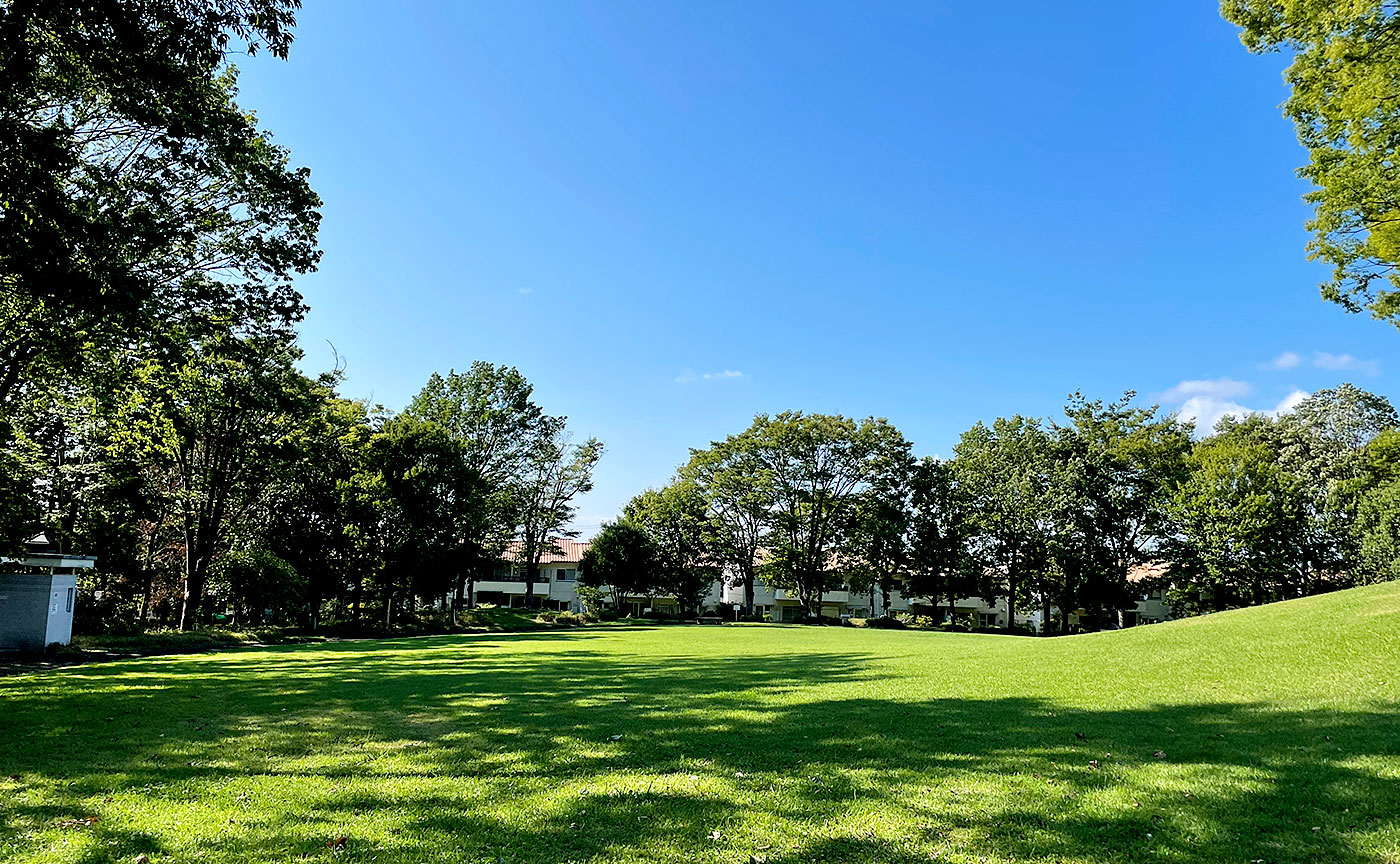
[585,386,1400,630]
[0,1,603,631]
[6,355,601,631]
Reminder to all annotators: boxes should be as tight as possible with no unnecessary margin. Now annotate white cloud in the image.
[1161,378,1251,403]
[1164,379,1310,436]
[1176,396,1253,434]
[1273,388,1309,415]
[517,287,533,295]
[676,368,745,384]
[1262,349,1379,375]
[1312,351,1379,375]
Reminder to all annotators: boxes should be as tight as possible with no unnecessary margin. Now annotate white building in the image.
[481,539,1168,631]
[481,540,722,615]
[720,576,1041,629]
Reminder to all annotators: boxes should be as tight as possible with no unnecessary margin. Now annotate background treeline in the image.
[585,388,1400,631]
[0,1,601,633]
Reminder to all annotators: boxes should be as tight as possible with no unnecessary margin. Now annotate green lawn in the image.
[2,584,1398,864]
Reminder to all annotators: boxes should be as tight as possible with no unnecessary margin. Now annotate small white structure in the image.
[0,536,96,651]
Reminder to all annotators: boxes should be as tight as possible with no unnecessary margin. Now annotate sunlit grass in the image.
[2,582,1399,863]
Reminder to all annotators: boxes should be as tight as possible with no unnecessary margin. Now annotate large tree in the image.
[624,481,718,616]
[682,431,773,617]
[0,1,320,406]
[1223,0,1400,325]
[514,420,603,608]
[1165,420,1305,611]
[749,412,909,619]
[113,331,318,630]
[842,447,916,618]
[904,457,981,624]
[579,519,659,611]
[1045,393,1192,630]
[402,364,546,614]
[954,416,1053,631]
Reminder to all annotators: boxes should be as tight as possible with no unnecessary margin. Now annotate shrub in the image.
[863,615,907,630]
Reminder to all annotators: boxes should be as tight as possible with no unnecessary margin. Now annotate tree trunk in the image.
[524,563,537,608]
[179,564,206,631]
[743,568,755,617]
[881,578,891,618]
[1006,571,1018,631]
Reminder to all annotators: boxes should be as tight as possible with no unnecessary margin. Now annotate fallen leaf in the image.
[326,835,348,850]
[709,829,722,840]
[609,734,622,741]
[134,855,150,864]
[1153,750,1166,759]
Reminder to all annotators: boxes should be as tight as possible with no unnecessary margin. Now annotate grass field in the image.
[2,584,1398,864]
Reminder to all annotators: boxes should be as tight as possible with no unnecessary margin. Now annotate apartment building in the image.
[486,539,721,614]
[720,577,1041,629]
[486,539,1170,629]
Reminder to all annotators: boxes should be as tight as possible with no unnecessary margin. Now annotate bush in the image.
[862,615,907,629]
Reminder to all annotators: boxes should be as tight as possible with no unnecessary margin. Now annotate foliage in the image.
[513,419,604,607]
[210,548,305,626]
[1223,0,1400,325]
[624,481,719,615]
[0,2,320,406]
[579,519,660,604]
[749,411,910,618]
[953,415,1053,629]
[681,431,773,615]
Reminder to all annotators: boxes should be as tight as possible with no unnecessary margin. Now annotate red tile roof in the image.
[502,539,589,565]
[1127,561,1171,584]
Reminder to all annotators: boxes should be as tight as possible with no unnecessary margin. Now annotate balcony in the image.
[475,580,546,595]
[772,589,851,604]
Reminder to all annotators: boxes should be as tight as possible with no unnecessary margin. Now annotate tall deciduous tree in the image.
[114,332,317,630]
[682,432,772,617]
[625,481,718,616]
[954,416,1052,630]
[579,519,659,611]
[402,364,546,614]
[904,457,981,624]
[1165,420,1304,611]
[1046,393,1192,630]
[842,448,916,618]
[515,421,603,608]
[750,412,908,619]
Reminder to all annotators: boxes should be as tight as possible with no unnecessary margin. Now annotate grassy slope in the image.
[1,583,1397,864]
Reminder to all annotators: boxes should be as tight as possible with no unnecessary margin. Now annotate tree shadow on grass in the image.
[1,632,1397,863]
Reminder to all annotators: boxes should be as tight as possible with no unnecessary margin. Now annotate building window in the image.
[979,612,998,628]
[557,568,577,582]
[66,586,75,613]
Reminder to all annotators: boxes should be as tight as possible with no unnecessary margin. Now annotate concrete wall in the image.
[0,572,78,651]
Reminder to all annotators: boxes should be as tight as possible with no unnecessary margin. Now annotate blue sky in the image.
[238,2,1397,536]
